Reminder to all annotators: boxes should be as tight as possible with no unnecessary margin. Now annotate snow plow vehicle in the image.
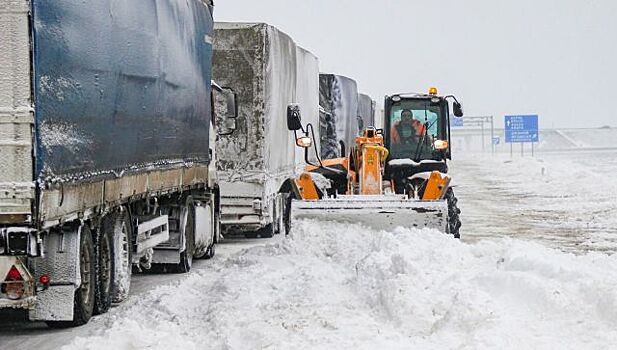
[285,87,463,237]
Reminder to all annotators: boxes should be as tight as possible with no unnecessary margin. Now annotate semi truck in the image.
[0,0,236,326]
[212,22,320,237]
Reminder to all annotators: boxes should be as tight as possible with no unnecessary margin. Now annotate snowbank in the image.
[64,220,617,350]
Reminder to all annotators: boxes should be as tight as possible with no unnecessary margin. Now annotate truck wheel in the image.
[204,198,219,259]
[204,243,215,259]
[47,226,96,328]
[274,194,287,235]
[94,226,112,315]
[176,204,195,273]
[257,223,274,238]
[283,193,293,235]
[445,188,462,238]
[105,212,132,304]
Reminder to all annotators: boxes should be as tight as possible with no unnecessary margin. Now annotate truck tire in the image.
[175,204,195,273]
[47,226,96,328]
[94,225,112,315]
[204,198,220,259]
[256,223,274,238]
[445,188,462,238]
[274,193,287,235]
[283,193,293,235]
[195,197,217,260]
[203,243,215,259]
[105,212,132,304]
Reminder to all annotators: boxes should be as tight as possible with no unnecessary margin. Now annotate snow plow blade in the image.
[290,195,448,232]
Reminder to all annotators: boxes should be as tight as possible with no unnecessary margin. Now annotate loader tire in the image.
[445,188,462,239]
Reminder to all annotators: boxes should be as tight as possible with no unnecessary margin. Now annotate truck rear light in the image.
[6,265,23,281]
[2,265,25,300]
[39,274,50,285]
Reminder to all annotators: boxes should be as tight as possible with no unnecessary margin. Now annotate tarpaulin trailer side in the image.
[319,74,359,159]
[358,93,376,131]
[295,46,321,165]
[213,22,320,234]
[32,0,213,183]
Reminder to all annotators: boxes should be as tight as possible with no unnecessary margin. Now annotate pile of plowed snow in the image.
[65,220,617,350]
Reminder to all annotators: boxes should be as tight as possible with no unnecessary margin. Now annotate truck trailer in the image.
[0,0,236,326]
[318,74,360,159]
[212,22,320,237]
[357,93,377,131]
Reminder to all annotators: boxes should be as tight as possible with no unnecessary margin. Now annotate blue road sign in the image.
[492,136,500,145]
[451,116,464,127]
[505,115,539,143]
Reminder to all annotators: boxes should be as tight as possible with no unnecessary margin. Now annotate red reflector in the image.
[6,265,23,281]
[39,274,50,285]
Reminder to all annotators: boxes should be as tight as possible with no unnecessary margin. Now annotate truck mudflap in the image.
[290,195,448,232]
[0,256,36,309]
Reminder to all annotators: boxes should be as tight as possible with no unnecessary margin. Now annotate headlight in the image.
[434,140,449,150]
[296,136,312,148]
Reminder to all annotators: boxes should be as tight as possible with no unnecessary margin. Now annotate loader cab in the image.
[384,89,463,194]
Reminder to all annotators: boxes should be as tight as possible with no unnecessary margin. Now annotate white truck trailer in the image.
[212,22,320,237]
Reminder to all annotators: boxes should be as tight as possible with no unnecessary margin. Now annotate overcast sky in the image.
[215,0,616,128]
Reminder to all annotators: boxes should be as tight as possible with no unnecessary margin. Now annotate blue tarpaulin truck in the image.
[0,0,236,326]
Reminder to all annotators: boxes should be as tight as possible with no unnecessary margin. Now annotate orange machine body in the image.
[354,129,388,195]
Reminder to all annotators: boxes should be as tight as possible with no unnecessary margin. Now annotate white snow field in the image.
[454,150,617,252]
[64,220,617,350]
[2,150,617,349]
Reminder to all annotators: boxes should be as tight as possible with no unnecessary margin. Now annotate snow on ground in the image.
[3,150,617,349]
[453,150,617,252]
[63,218,617,350]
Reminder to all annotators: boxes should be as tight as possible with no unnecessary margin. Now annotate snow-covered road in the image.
[454,151,617,252]
[2,151,617,349]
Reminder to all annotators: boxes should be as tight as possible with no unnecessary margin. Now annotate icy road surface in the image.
[1,151,616,349]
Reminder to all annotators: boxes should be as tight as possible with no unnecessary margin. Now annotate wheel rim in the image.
[80,238,92,305]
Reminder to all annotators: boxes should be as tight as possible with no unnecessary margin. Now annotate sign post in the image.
[505,115,539,157]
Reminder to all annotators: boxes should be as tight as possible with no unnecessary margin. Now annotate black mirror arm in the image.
[303,123,323,168]
[443,95,460,104]
[301,123,345,176]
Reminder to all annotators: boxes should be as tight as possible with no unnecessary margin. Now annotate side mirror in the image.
[287,104,303,131]
[453,102,464,117]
